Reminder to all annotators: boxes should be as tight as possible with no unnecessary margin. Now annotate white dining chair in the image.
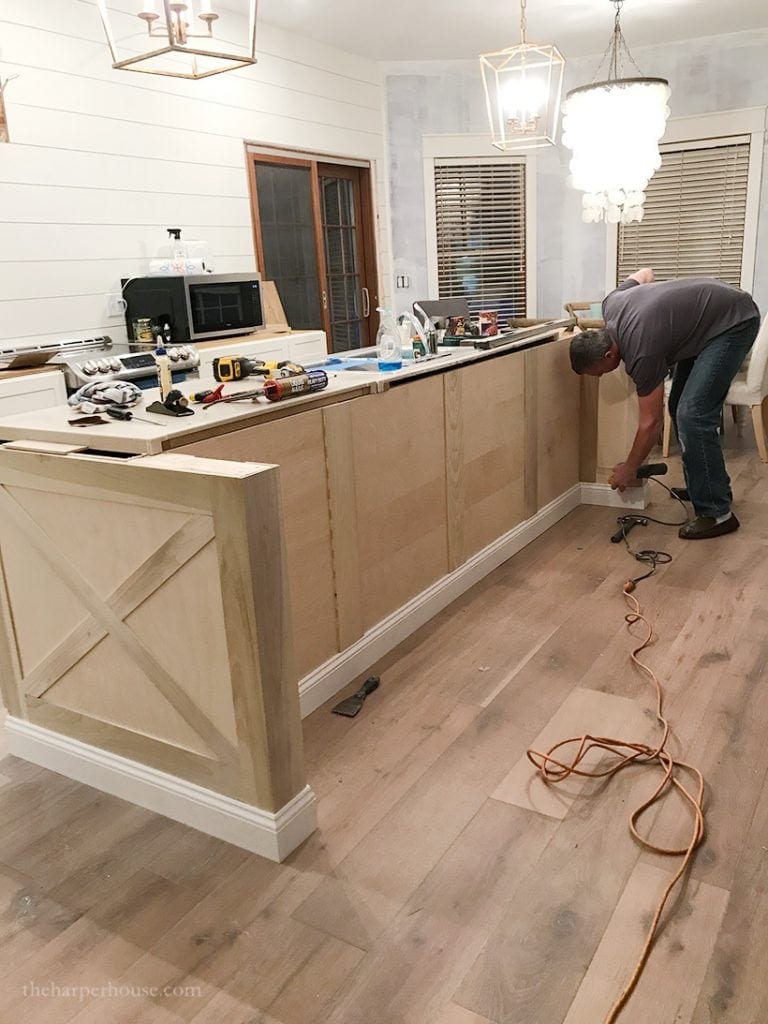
[724,315,768,462]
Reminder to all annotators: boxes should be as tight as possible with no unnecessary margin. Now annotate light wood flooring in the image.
[2,437,768,1024]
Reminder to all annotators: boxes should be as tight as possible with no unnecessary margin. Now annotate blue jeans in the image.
[667,316,760,518]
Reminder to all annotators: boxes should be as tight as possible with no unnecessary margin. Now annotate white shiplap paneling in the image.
[0,0,389,346]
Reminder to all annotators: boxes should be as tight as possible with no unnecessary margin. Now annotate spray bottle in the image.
[376,308,403,371]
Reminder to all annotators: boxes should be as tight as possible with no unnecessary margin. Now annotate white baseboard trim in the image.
[5,718,317,863]
[298,483,582,717]
[580,482,648,510]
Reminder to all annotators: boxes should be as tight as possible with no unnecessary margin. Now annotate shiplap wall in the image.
[0,0,390,348]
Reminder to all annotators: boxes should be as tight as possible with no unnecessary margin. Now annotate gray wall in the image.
[384,28,768,319]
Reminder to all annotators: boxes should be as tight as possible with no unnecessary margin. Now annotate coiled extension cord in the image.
[526,476,706,1023]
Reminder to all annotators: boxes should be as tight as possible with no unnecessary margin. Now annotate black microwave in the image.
[122,273,264,344]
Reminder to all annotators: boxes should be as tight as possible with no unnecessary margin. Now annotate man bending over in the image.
[569,269,760,539]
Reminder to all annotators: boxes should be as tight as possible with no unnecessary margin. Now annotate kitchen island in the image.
[0,325,595,861]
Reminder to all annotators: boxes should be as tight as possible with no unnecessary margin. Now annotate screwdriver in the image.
[105,406,162,426]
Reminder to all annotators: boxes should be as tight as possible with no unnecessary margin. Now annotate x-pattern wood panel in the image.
[0,485,235,763]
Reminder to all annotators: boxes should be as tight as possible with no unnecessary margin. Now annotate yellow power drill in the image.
[212,356,305,383]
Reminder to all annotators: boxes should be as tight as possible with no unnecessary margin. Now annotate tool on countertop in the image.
[202,386,266,409]
[212,356,306,383]
[202,371,330,409]
[145,389,194,417]
[104,406,166,425]
[189,388,215,403]
[263,370,328,402]
[68,405,166,427]
[69,415,109,426]
[331,676,380,718]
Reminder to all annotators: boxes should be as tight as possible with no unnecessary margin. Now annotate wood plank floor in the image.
[2,436,768,1023]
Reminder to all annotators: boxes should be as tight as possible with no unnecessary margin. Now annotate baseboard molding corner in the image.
[580,481,648,510]
[4,717,317,862]
[298,483,582,717]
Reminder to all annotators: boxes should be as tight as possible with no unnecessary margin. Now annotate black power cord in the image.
[612,477,689,591]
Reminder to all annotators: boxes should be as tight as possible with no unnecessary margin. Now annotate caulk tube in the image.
[154,336,173,401]
[263,370,328,402]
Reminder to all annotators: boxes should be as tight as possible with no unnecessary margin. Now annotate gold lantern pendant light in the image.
[97,0,258,80]
[562,0,671,223]
[479,0,565,151]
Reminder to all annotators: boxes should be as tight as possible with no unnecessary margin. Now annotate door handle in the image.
[362,287,370,318]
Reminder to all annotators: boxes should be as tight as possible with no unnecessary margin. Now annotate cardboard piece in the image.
[262,281,291,334]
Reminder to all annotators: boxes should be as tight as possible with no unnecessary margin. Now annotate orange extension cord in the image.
[526,589,706,1024]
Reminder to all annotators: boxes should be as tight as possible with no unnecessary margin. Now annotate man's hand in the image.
[609,462,638,491]
[629,267,655,285]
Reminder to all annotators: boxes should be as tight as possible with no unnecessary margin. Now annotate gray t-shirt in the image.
[602,277,759,396]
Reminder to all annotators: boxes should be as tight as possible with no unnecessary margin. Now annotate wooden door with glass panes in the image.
[249,154,377,353]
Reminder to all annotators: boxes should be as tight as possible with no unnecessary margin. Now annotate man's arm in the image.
[628,267,655,285]
[610,384,665,490]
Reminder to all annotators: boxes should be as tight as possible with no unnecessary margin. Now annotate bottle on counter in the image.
[154,336,173,401]
[376,308,403,372]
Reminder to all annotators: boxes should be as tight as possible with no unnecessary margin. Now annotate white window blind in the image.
[434,161,527,321]
[617,140,750,287]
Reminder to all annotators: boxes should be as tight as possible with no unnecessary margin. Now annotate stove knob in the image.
[179,347,190,360]
[190,350,200,366]
[82,361,97,375]
[168,347,181,362]
[97,359,110,373]
[109,358,121,371]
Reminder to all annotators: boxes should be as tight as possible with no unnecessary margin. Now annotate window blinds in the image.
[617,141,750,287]
[434,161,527,321]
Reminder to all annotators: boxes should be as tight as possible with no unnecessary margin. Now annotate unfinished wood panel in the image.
[579,373,600,483]
[596,366,638,483]
[0,486,192,676]
[0,447,307,816]
[0,486,235,760]
[443,369,466,571]
[261,279,291,332]
[25,700,243,796]
[449,356,526,563]
[178,410,338,680]
[349,377,449,631]
[210,471,305,811]
[322,403,364,650]
[523,348,539,518]
[534,336,581,508]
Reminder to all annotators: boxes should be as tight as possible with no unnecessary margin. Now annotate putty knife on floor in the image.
[331,676,380,717]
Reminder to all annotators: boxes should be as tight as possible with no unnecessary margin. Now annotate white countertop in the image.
[0,322,569,457]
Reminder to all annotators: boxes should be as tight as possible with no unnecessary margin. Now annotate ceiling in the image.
[255,0,768,62]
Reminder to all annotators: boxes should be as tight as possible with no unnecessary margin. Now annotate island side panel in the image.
[0,449,305,810]
[443,356,527,567]
[348,375,450,632]
[532,336,582,509]
[176,410,339,681]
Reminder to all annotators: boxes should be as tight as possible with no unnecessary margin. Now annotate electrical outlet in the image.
[106,293,127,317]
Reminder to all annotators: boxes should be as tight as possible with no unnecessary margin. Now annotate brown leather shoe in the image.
[679,515,740,540]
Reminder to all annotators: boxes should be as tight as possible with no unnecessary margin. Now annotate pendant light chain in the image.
[593,0,644,83]
[520,0,527,44]
[611,0,622,79]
